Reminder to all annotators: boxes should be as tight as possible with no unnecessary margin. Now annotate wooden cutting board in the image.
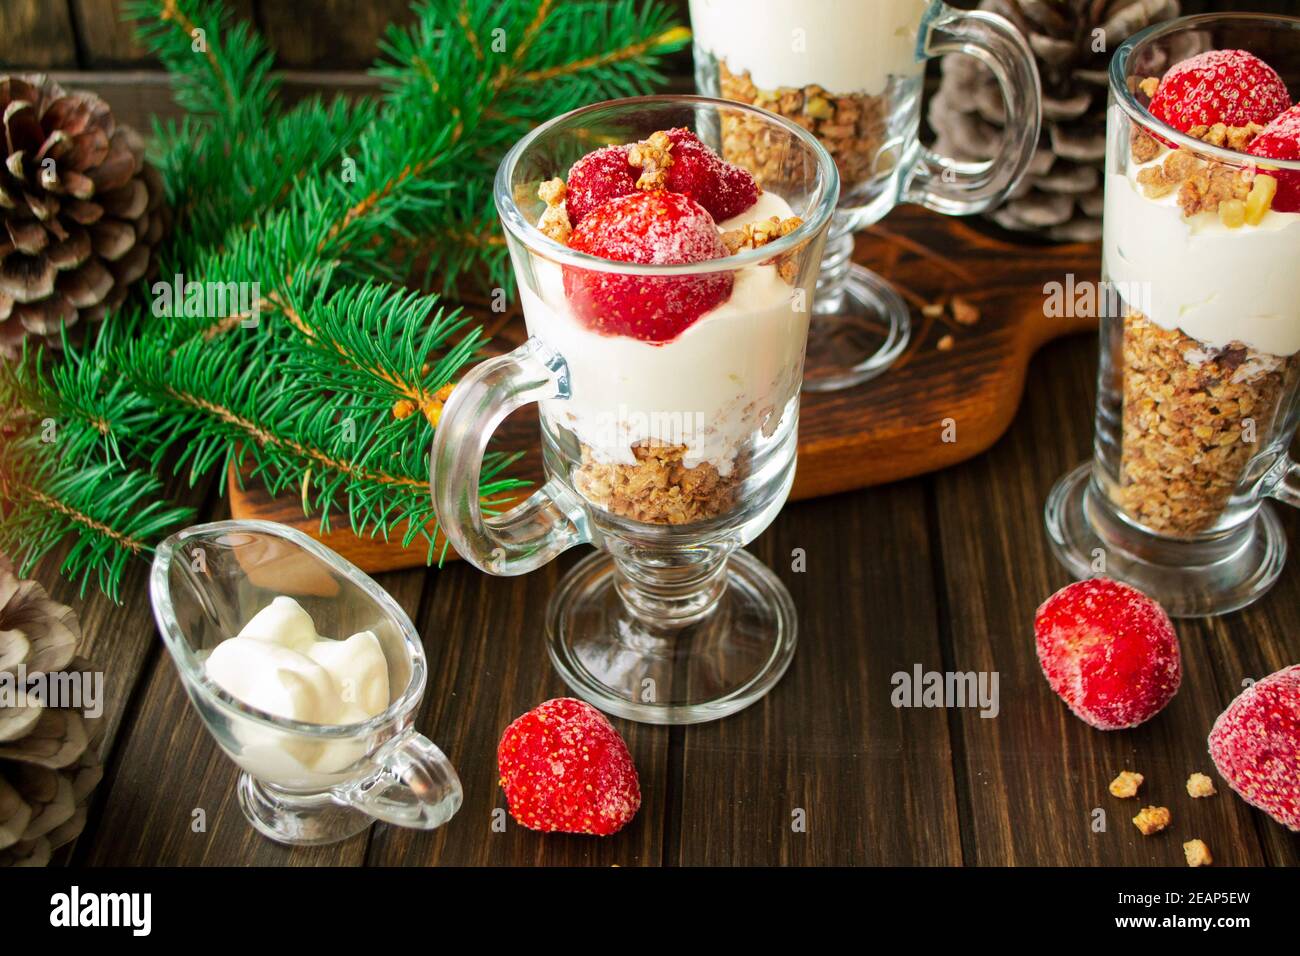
[228,206,1101,571]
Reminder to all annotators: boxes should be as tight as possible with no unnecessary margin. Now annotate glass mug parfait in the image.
[150,521,463,845]
[1046,13,1300,617]
[691,0,1043,390]
[432,97,838,725]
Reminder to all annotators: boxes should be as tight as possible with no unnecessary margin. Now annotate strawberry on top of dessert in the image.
[1147,49,1291,133]
[538,128,784,345]
[1248,103,1300,213]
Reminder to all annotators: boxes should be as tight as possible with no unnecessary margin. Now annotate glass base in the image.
[546,549,797,725]
[1044,462,1288,618]
[238,774,371,846]
[803,263,911,392]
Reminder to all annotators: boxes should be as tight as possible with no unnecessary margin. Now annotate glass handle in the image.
[1267,456,1300,509]
[904,1,1043,216]
[342,730,462,830]
[431,336,591,576]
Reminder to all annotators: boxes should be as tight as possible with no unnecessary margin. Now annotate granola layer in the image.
[717,63,887,193]
[1118,311,1293,536]
[574,442,738,525]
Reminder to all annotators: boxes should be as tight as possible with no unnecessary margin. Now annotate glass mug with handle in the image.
[151,521,463,845]
[691,0,1043,390]
[432,96,839,725]
[1046,13,1300,617]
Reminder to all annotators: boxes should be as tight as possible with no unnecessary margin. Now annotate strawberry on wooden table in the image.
[497,697,641,836]
[1208,664,1300,832]
[1034,578,1182,730]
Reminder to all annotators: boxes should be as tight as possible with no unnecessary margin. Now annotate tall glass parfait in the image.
[432,97,839,724]
[691,0,1043,390]
[1046,13,1300,617]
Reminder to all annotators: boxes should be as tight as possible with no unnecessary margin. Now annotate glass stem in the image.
[613,547,731,630]
[813,226,855,315]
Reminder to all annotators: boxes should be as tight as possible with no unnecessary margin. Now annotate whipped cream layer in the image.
[203,597,390,786]
[1104,111,1300,357]
[689,0,928,95]
[520,191,807,474]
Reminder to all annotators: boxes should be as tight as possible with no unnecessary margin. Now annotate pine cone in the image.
[929,0,1184,242]
[0,75,168,361]
[0,552,103,867]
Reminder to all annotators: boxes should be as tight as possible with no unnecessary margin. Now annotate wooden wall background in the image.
[2,1,1290,72]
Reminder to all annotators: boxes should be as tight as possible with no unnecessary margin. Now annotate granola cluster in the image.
[720,214,804,283]
[1118,311,1295,536]
[1130,119,1278,223]
[574,443,737,525]
[536,177,572,243]
[716,63,887,192]
[627,130,674,190]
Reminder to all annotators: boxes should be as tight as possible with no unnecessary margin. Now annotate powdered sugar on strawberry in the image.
[1249,103,1300,213]
[563,128,759,227]
[1034,578,1182,730]
[564,190,734,342]
[497,697,641,836]
[663,128,760,221]
[1208,663,1300,832]
[1149,49,1291,133]
[565,144,638,226]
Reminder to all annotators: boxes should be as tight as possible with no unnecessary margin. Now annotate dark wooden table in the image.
[35,329,1299,867]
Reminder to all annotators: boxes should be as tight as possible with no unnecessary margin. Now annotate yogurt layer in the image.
[1104,111,1300,357]
[519,191,807,475]
[689,0,928,95]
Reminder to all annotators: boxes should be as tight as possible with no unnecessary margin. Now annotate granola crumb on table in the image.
[1186,772,1217,798]
[1109,770,1144,799]
[1183,838,1213,867]
[1132,805,1172,836]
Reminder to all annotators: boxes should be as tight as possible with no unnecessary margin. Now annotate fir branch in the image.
[0,336,161,468]
[0,439,197,601]
[5,0,687,597]
[123,331,525,553]
[127,0,278,130]
[275,281,483,425]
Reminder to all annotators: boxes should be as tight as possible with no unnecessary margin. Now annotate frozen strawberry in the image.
[564,144,637,225]
[1208,664,1300,832]
[564,189,733,342]
[1034,578,1181,730]
[497,697,641,836]
[662,128,760,222]
[1149,49,1291,134]
[1248,104,1300,213]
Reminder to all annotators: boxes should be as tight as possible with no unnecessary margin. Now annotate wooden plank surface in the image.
[672,483,964,865]
[0,0,78,69]
[932,336,1300,867]
[365,551,670,865]
[68,0,258,67]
